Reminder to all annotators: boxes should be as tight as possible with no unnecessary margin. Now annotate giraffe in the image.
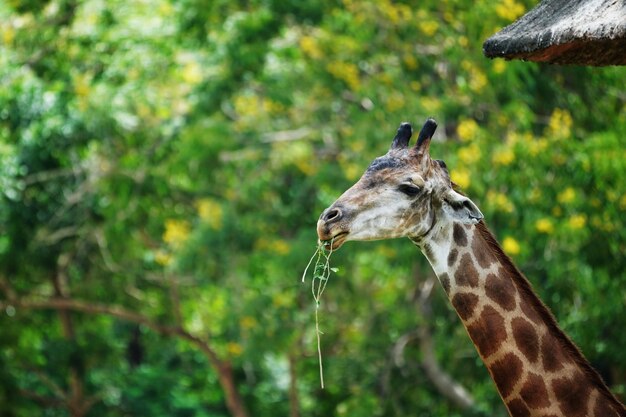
[317,119,626,417]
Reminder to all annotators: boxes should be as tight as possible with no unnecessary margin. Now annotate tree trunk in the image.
[215,361,249,417]
[288,353,301,417]
[51,259,91,417]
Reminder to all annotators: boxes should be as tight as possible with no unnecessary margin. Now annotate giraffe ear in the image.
[442,189,483,224]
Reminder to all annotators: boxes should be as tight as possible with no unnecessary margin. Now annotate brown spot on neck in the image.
[439,273,451,295]
[453,223,468,246]
[541,335,565,372]
[511,317,540,364]
[466,305,507,358]
[485,273,517,311]
[552,373,593,417]
[472,229,497,268]
[490,353,523,398]
[454,254,479,288]
[451,292,478,320]
[520,373,550,409]
[447,248,458,267]
[506,398,530,417]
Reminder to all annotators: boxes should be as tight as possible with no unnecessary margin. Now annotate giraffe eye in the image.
[397,183,421,197]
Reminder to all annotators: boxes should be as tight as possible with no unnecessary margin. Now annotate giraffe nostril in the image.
[323,208,342,223]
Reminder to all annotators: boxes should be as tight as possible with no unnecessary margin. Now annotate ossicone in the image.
[415,118,437,150]
[390,122,413,149]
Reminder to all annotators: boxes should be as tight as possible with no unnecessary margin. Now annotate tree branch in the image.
[18,389,65,408]
[29,367,67,400]
[414,276,475,410]
[288,352,301,417]
[0,275,17,301]
[0,297,221,367]
[169,277,183,328]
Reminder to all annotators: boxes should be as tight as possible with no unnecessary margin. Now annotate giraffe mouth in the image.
[321,232,349,251]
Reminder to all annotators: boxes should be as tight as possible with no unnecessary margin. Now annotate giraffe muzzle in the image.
[317,205,350,249]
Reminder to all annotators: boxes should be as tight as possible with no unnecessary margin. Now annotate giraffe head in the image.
[317,119,483,250]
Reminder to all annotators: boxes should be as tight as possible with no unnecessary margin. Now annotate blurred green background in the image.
[0,0,625,416]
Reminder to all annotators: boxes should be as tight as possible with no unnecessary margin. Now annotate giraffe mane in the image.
[474,220,626,413]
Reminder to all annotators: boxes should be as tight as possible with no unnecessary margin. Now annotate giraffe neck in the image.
[413,221,626,417]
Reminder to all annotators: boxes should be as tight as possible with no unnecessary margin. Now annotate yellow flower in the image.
[262,98,284,114]
[557,187,576,204]
[163,219,191,248]
[535,218,554,234]
[74,73,91,97]
[1,24,15,45]
[254,238,291,255]
[384,92,405,112]
[349,139,365,153]
[233,94,261,118]
[528,188,541,202]
[158,2,174,16]
[420,97,442,113]
[403,54,418,70]
[181,61,203,85]
[498,196,514,213]
[459,143,481,165]
[493,60,506,74]
[502,236,520,255]
[196,198,223,229]
[568,214,586,230]
[469,68,488,92]
[300,35,323,59]
[154,249,172,266]
[376,72,393,85]
[378,1,400,24]
[240,316,257,330]
[457,119,478,142]
[495,0,525,21]
[451,168,471,189]
[227,342,243,357]
[420,21,439,36]
[606,190,618,202]
[528,138,548,156]
[486,191,514,213]
[547,108,573,140]
[343,163,361,181]
[492,148,514,166]
[274,239,291,255]
[497,114,509,127]
[272,292,292,308]
[326,61,360,91]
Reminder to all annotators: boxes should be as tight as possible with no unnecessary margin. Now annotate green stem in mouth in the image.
[301,237,336,388]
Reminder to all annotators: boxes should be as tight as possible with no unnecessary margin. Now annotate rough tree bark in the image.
[483,0,626,65]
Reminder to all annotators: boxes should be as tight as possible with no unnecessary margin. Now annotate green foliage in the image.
[1,0,625,416]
